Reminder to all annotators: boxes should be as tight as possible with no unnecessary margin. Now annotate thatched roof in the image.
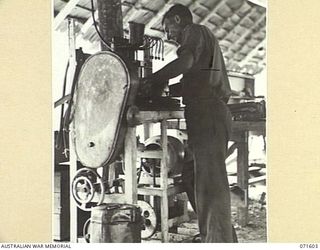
[53,0,266,75]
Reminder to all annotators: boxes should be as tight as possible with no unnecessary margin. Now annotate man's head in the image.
[162,4,193,43]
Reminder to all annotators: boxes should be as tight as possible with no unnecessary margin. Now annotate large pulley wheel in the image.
[72,51,139,168]
[71,168,105,211]
[141,135,184,177]
[138,200,157,239]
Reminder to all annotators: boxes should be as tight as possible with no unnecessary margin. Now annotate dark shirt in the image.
[176,24,232,104]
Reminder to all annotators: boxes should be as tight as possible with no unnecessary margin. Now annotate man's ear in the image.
[174,15,181,24]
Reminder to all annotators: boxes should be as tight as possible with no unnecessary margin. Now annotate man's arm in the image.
[139,49,194,97]
[148,50,194,82]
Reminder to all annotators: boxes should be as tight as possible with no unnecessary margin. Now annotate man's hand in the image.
[139,76,168,98]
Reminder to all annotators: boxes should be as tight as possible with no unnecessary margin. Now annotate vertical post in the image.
[160,120,169,242]
[67,18,77,91]
[53,0,80,30]
[69,130,78,243]
[143,123,153,141]
[237,131,249,226]
[107,164,116,188]
[96,0,123,50]
[124,127,138,204]
[67,18,78,243]
[102,165,109,187]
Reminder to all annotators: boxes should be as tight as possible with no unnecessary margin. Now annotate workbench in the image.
[229,120,266,226]
[67,109,265,242]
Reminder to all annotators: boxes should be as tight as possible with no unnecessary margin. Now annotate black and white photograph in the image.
[53,0,267,243]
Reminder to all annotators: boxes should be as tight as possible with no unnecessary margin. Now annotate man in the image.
[141,4,236,243]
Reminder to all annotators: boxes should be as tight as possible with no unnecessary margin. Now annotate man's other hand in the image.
[139,77,154,97]
[139,76,168,97]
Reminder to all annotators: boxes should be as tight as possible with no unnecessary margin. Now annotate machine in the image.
[63,22,188,242]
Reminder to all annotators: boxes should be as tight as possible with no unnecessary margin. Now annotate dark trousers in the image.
[182,99,236,242]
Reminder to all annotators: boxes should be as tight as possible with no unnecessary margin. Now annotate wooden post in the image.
[53,0,80,30]
[96,0,123,50]
[160,120,169,242]
[69,131,78,243]
[67,18,78,243]
[143,123,153,141]
[124,127,138,204]
[237,131,249,226]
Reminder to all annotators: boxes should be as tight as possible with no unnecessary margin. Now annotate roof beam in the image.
[144,0,176,32]
[193,2,211,12]
[226,12,265,53]
[80,9,98,35]
[199,0,227,25]
[247,0,267,9]
[53,0,80,30]
[238,38,266,67]
[123,2,142,24]
[145,28,164,38]
[257,58,266,71]
[221,6,256,41]
[60,0,93,12]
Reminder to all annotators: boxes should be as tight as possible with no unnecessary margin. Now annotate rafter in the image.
[192,2,211,12]
[226,12,265,53]
[122,0,143,24]
[144,0,176,32]
[145,28,164,38]
[60,0,93,12]
[247,0,267,9]
[199,0,227,25]
[53,0,80,30]
[80,9,98,35]
[238,38,265,67]
[257,58,266,71]
[221,6,256,41]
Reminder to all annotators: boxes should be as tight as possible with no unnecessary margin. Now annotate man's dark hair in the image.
[161,4,193,25]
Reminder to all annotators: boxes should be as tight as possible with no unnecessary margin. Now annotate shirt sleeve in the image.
[176,25,204,64]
